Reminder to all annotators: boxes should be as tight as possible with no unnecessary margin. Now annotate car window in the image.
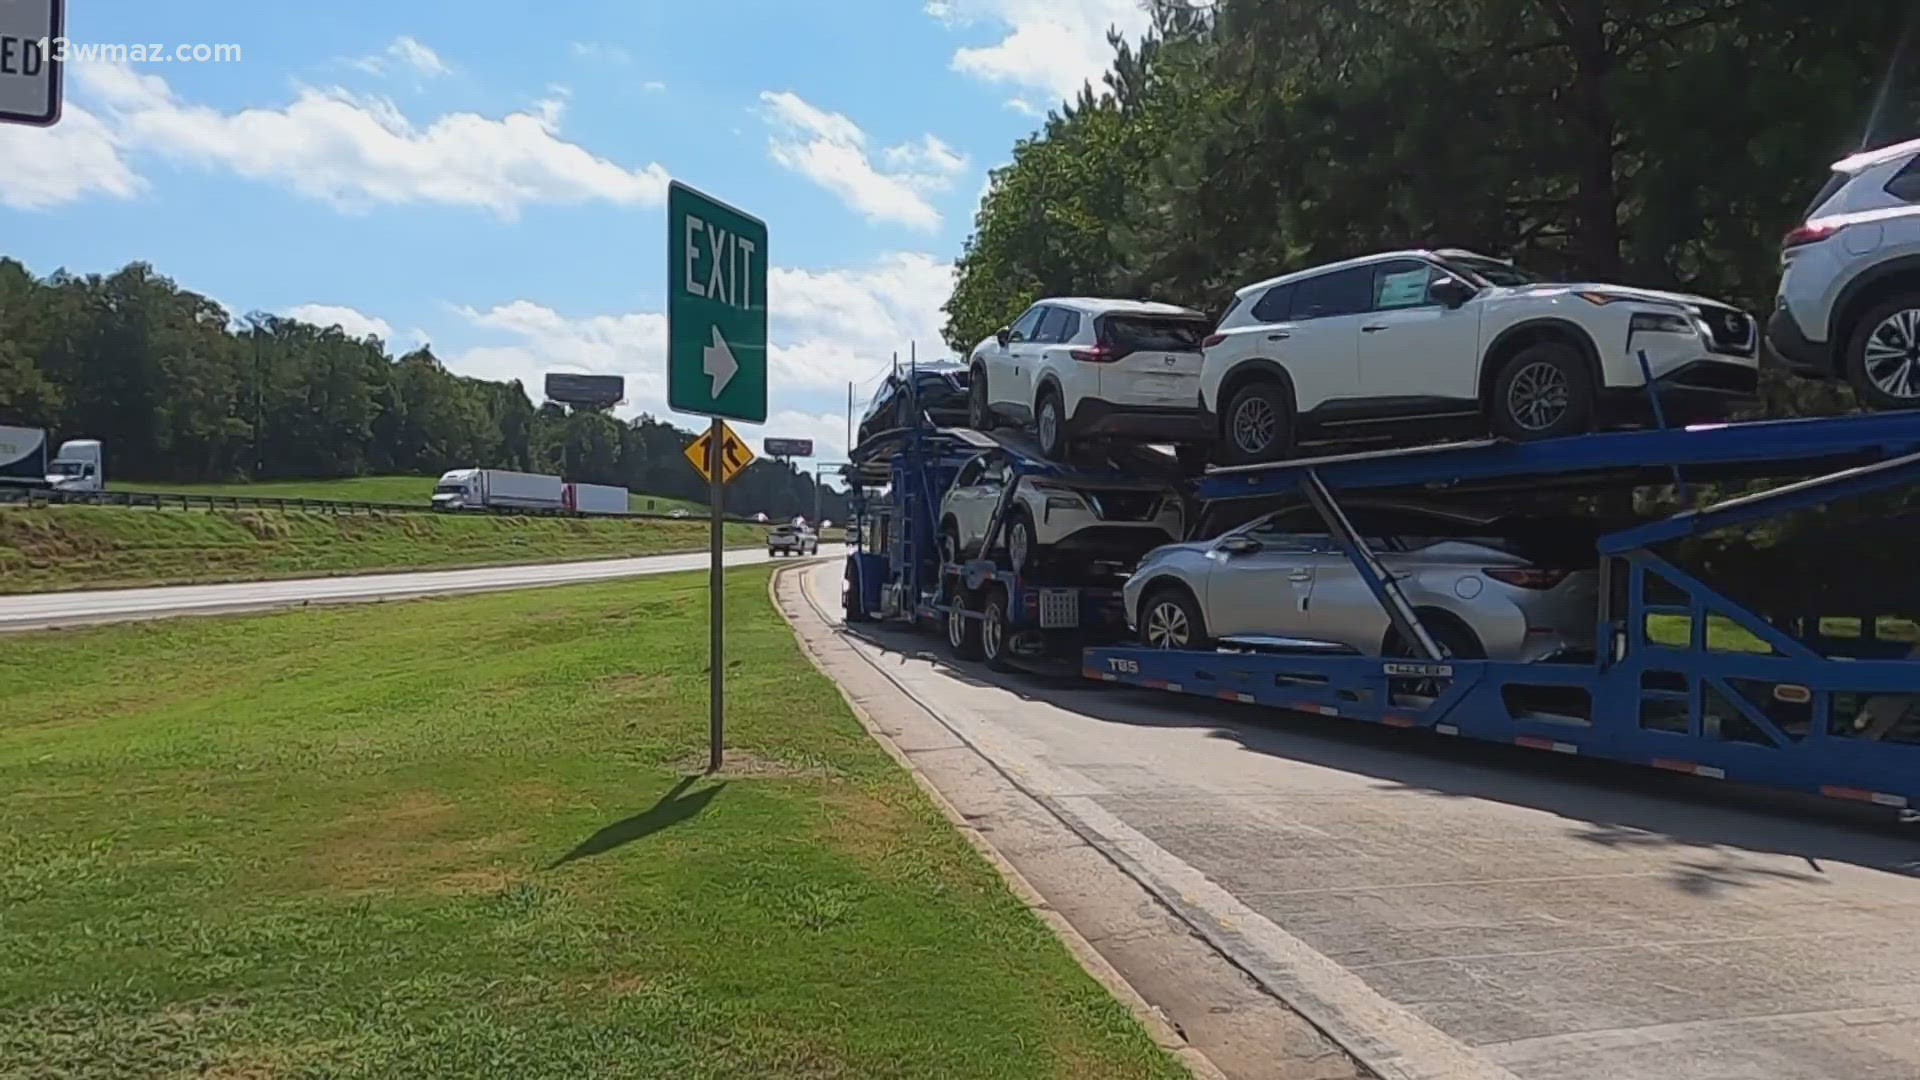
[1054,309,1083,343]
[1102,314,1207,351]
[1250,284,1294,323]
[1009,305,1046,342]
[1803,170,1848,218]
[954,458,984,487]
[1372,260,1436,311]
[1033,306,1070,343]
[1886,157,1920,203]
[1292,267,1373,320]
[980,457,1010,484]
[862,379,898,421]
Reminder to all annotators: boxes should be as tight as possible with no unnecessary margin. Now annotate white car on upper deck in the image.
[966,297,1213,463]
[1201,249,1759,464]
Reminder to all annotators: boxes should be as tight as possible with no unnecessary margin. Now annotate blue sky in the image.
[0,0,1152,462]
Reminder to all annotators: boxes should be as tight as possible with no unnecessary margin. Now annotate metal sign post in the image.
[668,181,767,775]
[708,418,724,772]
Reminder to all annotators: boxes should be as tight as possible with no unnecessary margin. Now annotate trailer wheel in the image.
[946,596,985,660]
[1140,586,1212,651]
[980,588,1013,670]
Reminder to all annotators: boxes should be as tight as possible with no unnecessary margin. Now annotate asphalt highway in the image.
[0,545,843,632]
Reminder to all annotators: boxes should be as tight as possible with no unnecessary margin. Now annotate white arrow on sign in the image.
[703,326,739,397]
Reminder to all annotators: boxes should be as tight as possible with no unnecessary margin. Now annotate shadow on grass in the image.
[549,775,725,867]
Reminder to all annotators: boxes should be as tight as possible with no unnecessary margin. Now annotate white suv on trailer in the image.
[1765,137,1920,408]
[938,450,1184,574]
[1201,249,1759,464]
[967,297,1213,461]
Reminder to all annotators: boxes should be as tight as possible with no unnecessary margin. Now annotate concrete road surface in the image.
[798,561,1920,1080]
[0,545,841,632]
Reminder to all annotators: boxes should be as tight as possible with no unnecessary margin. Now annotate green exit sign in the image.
[668,181,768,424]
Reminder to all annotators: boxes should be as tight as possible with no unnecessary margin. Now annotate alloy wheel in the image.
[1232,397,1276,454]
[1863,308,1920,399]
[1505,361,1571,432]
[1145,600,1191,649]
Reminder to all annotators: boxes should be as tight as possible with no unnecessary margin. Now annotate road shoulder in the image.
[772,563,1363,1080]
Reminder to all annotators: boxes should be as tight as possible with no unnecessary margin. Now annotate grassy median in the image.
[0,567,1183,1079]
[0,506,765,594]
[122,475,710,516]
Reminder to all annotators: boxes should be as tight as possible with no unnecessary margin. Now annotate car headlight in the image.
[1629,311,1694,334]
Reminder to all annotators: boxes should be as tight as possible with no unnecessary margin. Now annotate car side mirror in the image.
[1430,278,1475,309]
[995,326,1011,347]
[1218,536,1263,556]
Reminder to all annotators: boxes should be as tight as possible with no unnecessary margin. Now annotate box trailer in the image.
[563,482,629,515]
[0,425,49,487]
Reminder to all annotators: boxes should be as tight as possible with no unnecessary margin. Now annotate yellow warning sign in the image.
[684,421,756,485]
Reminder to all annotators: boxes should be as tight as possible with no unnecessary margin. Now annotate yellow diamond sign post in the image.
[683,421,756,486]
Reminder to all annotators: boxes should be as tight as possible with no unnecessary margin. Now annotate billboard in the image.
[544,372,625,408]
[764,437,814,458]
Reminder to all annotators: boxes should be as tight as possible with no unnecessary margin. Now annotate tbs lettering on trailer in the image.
[1383,661,1452,678]
[0,0,62,127]
[1107,657,1140,675]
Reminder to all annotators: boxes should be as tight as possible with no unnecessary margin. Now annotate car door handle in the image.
[1266,332,1290,341]
[1361,324,1388,333]
[1287,571,1311,581]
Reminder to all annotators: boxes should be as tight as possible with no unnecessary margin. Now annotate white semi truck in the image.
[431,469,565,512]
[0,426,106,492]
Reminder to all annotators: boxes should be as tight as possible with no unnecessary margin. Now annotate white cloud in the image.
[928,0,1150,101]
[284,303,428,349]
[71,62,669,219]
[569,42,635,66]
[350,36,454,78]
[759,91,968,231]
[287,304,395,341]
[0,106,146,210]
[438,251,957,463]
[1005,97,1042,117]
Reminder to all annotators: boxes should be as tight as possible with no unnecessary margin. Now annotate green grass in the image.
[0,568,1183,1079]
[122,475,711,515]
[0,506,765,594]
[1645,613,1920,654]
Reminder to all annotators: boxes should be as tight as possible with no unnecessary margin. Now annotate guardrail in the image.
[0,485,775,525]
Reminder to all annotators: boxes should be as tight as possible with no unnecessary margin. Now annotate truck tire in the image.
[980,588,1013,671]
[843,562,871,623]
[946,596,985,660]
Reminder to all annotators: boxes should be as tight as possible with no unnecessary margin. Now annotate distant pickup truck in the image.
[767,523,820,557]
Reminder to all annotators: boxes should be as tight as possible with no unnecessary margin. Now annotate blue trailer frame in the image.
[841,387,1148,663]
[1086,414,1920,810]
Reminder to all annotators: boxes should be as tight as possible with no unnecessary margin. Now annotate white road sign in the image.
[0,0,62,127]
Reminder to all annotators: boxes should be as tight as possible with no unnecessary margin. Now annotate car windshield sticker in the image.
[1377,267,1430,309]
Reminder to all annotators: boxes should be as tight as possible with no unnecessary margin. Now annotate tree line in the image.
[0,258,850,521]
[945,0,1910,424]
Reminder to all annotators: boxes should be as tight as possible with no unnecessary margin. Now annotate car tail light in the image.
[1782,222,1843,249]
[1202,333,1227,348]
[1485,567,1570,590]
[1070,345,1121,362]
